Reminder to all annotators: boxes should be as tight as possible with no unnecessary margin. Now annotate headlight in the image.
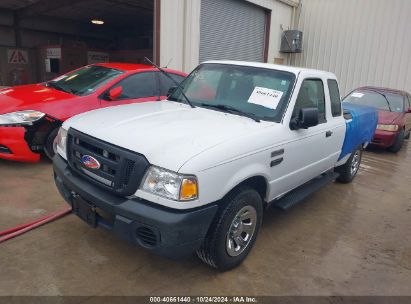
[55,127,68,155]
[141,166,198,201]
[377,124,399,132]
[0,110,45,126]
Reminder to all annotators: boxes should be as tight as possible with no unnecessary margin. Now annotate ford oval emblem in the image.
[81,155,100,170]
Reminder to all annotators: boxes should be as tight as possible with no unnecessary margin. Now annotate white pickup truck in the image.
[53,61,377,270]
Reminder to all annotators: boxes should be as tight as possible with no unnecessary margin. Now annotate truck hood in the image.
[0,84,75,115]
[64,101,271,172]
[377,110,403,124]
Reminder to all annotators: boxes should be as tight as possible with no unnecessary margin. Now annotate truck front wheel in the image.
[335,146,362,183]
[197,186,263,271]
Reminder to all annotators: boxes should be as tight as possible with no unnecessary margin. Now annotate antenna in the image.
[164,58,173,68]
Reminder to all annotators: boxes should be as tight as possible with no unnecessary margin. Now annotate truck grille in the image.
[66,128,150,196]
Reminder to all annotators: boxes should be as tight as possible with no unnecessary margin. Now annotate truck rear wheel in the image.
[196,186,262,271]
[335,146,362,183]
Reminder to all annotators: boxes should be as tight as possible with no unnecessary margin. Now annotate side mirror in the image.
[290,107,319,130]
[108,86,123,101]
[167,86,177,97]
[407,107,411,113]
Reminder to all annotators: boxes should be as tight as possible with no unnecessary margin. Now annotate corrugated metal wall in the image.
[293,0,411,96]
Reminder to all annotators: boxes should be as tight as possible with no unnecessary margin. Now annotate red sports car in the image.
[0,63,186,162]
[344,86,411,152]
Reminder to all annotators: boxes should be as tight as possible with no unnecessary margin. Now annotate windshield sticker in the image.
[248,87,283,110]
[351,92,364,98]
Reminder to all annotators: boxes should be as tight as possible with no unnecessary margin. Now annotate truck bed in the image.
[339,103,378,160]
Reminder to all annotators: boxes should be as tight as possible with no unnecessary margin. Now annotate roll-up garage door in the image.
[199,0,267,63]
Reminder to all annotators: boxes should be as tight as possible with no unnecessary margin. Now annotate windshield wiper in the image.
[46,82,75,95]
[199,103,261,122]
[144,57,195,108]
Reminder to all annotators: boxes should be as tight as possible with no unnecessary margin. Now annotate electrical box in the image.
[280,30,303,53]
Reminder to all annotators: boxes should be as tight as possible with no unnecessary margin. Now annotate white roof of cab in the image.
[203,60,337,79]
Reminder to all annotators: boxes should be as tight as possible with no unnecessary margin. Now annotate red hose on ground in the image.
[0,213,55,237]
[0,207,72,244]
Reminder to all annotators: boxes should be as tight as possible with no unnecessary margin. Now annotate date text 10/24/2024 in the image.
[149,297,258,303]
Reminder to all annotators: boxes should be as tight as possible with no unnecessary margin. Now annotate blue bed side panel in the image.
[339,103,378,160]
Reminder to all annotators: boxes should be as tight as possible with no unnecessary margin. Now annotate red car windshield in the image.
[344,90,404,113]
[46,65,123,96]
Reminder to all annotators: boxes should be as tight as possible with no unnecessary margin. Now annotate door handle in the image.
[326,131,333,137]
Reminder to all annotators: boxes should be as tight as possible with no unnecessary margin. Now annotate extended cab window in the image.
[111,72,157,100]
[159,73,185,96]
[293,79,326,123]
[328,79,342,117]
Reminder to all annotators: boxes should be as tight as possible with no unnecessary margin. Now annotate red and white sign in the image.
[7,49,29,64]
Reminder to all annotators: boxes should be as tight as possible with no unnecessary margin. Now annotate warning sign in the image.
[7,49,29,64]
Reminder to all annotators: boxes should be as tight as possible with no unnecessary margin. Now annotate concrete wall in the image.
[293,0,411,95]
[160,0,298,73]
[160,0,201,73]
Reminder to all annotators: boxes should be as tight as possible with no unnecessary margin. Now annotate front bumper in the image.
[53,155,218,259]
[0,127,40,162]
[370,129,398,148]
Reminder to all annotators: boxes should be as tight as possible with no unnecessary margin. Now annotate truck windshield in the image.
[46,65,123,96]
[168,63,296,122]
[344,90,404,112]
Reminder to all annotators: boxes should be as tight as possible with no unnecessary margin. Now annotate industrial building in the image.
[0,0,409,94]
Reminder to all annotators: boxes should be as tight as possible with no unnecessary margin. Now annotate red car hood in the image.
[0,84,76,115]
[377,110,403,124]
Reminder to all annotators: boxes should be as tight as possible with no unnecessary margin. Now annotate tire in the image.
[335,146,362,183]
[404,130,410,140]
[388,129,405,153]
[196,186,263,271]
[44,128,59,160]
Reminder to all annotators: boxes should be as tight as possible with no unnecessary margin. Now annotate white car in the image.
[53,61,377,270]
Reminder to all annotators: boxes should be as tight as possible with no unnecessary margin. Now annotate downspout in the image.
[289,0,302,66]
[183,0,188,72]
